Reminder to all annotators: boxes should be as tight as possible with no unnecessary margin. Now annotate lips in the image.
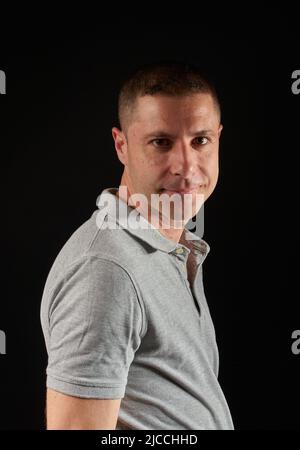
[161,187,198,194]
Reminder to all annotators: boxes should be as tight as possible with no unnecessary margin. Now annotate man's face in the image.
[112,93,222,225]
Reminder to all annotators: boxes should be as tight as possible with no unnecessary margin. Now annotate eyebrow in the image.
[144,129,216,140]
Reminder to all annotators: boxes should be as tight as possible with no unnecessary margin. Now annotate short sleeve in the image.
[45,256,143,399]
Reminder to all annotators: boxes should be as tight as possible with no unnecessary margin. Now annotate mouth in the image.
[160,187,199,195]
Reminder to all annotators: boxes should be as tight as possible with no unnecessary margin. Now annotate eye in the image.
[193,136,209,146]
[151,138,172,149]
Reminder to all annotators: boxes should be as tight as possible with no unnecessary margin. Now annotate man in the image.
[40,62,234,430]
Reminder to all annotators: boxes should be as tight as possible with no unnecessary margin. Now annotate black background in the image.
[1,14,299,430]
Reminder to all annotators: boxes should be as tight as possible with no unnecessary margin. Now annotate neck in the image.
[157,226,184,244]
[115,184,185,244]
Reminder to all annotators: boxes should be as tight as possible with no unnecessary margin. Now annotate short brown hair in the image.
[118,61,221,131]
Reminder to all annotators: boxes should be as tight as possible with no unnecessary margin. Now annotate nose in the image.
[169,141,197,180]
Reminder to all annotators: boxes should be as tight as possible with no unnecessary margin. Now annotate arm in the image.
[41,257,144,430]
[46,388,121,430]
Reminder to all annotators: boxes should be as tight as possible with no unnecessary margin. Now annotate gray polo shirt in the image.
[40,187,234,430]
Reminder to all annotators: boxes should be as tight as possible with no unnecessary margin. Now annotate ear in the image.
[112,127,128,165]
[218,123,223,138]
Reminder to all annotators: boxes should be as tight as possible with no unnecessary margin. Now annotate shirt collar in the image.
[96,187,210,265]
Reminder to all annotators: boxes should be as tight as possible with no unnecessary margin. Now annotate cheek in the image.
[145,150,166,167]
[128,153,162,186]
[128,152,148,178]
[205,156,219,193]
[201,151,219,175]
[140,150,167,176]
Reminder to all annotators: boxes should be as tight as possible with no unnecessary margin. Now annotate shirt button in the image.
[175,247,184,254]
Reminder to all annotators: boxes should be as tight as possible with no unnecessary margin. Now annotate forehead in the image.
[130,93,218,133]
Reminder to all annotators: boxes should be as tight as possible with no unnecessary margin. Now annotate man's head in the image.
[112,62,223,230]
